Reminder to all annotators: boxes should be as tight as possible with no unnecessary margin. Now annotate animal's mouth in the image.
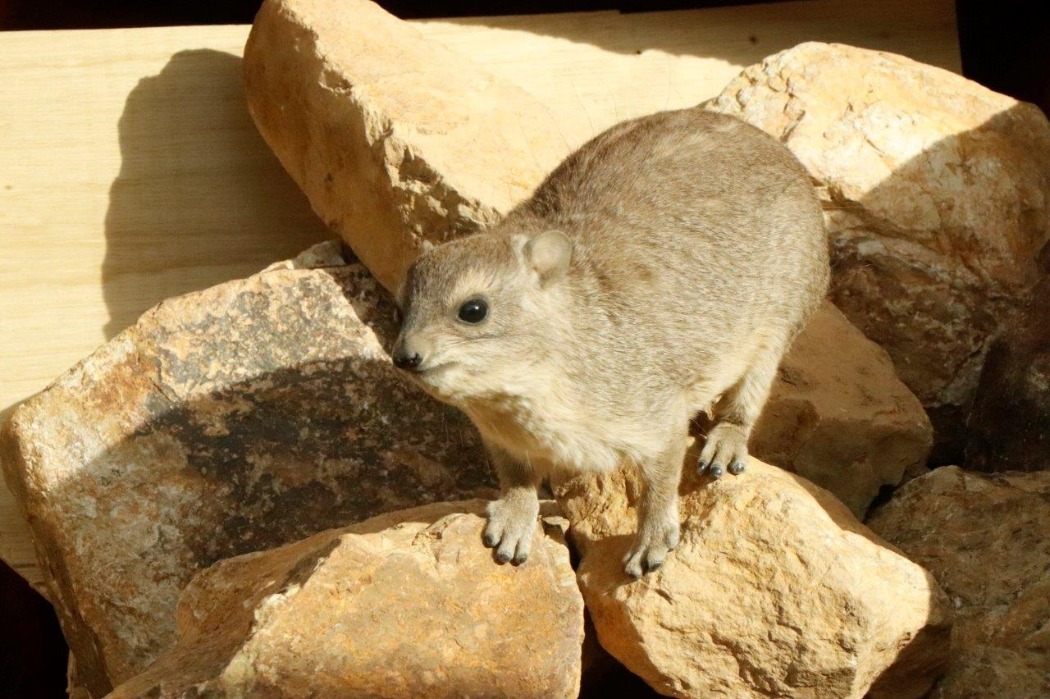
[408,361,461,400]
[415,360,456,376]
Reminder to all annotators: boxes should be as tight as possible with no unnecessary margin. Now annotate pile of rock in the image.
[2,0,1048,697]
[0,248,496,697]
[106,500,585,699]
[707,42,1050,464]
[868,467,1050,698]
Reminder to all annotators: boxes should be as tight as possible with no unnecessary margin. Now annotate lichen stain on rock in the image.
[132,357,486,567]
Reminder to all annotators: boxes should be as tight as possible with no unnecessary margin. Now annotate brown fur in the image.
[393,108,829,577]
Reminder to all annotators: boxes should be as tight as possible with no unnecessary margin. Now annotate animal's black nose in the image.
[393,350,423,371]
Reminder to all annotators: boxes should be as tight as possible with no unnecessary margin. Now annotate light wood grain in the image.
[0,0,958,589]
[0,29,334,590]
[421,0,960,151]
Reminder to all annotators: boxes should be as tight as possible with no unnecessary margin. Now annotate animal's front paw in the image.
[483,494,539,565]
[698,422,749,479]
[623,518,680,579]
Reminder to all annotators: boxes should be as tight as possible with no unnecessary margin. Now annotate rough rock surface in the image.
[107,500,583,699]
[750,301,931,517]
[246,4,931,514]
[868,466,1050,699]
[244,0,569,293]
[708,42,1050,460]
[965,275,1050,473]
[557,457,953,699]
[0,249,492,696]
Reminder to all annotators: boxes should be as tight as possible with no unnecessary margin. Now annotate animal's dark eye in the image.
[457,298,488,324]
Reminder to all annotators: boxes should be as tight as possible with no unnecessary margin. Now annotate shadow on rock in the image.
[1,263,494,696]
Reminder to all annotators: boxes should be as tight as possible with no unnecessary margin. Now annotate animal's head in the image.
[391,230,573,404]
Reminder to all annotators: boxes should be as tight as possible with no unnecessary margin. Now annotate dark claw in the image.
[645,559,663,573]
[482,533,499,548]
[728,461,746,475]
[698,459,709,473]
[512,553,528,566]
[710,464,724,479]
[495,551,512,564]
[626,567,642,581]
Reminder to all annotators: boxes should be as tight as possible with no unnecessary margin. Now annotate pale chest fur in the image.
[461,375,667,476]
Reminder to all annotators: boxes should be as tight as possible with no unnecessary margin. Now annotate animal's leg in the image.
[623,426,687,579]
[698,339,785,478]
[482,442,541,565]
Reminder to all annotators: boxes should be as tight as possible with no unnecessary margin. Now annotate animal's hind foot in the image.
[697,422,749,479]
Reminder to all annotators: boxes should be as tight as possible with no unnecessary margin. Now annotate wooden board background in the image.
[0,0,959,589]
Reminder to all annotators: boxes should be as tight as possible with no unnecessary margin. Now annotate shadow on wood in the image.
[102,48,330,340]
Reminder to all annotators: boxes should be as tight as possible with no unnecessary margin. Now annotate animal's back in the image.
[505,108,829,389]
[394,109,831,578]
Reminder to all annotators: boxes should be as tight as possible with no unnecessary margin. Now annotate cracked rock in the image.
[107,501,583,699]
[868,466,1050,699]
[0,251,492,696]
[708,42,1050,461]
[556,456,953,699]
[245,4,931,518]
[751,301,932,517]
[244,0,569,293]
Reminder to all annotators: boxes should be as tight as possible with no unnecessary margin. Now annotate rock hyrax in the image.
[392,108,829,578]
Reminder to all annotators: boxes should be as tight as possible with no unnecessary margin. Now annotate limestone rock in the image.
[708,42,1050,460]
[557,457,952,699]
[750,301,932,517]
[965,275,1050,473]
[579,610,665,699]
[246,5,931,515]
[107,500,583,699]
[262,239,348,271]
[244,0,569,293]
[867,466,1050,699]
[0,255,492,696]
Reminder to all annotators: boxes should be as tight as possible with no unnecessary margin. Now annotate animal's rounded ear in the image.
[525,230,572,286]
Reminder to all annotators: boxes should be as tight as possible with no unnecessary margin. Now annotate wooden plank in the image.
[420,0,960,150]
[0,0,959,589]
[0,28,334,590]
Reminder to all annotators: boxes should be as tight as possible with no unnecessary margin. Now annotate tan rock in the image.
[0,253,492,696]
[243,0,569,294]
[106,500,583,699]
[750,302,932,517]
[67,657,92,699]
[708,42,1050,460]
[579,609,666,699]
[867,466,1050,699]
[261,238,348,271]
[246,5,931,516]
[557,456,952,699]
